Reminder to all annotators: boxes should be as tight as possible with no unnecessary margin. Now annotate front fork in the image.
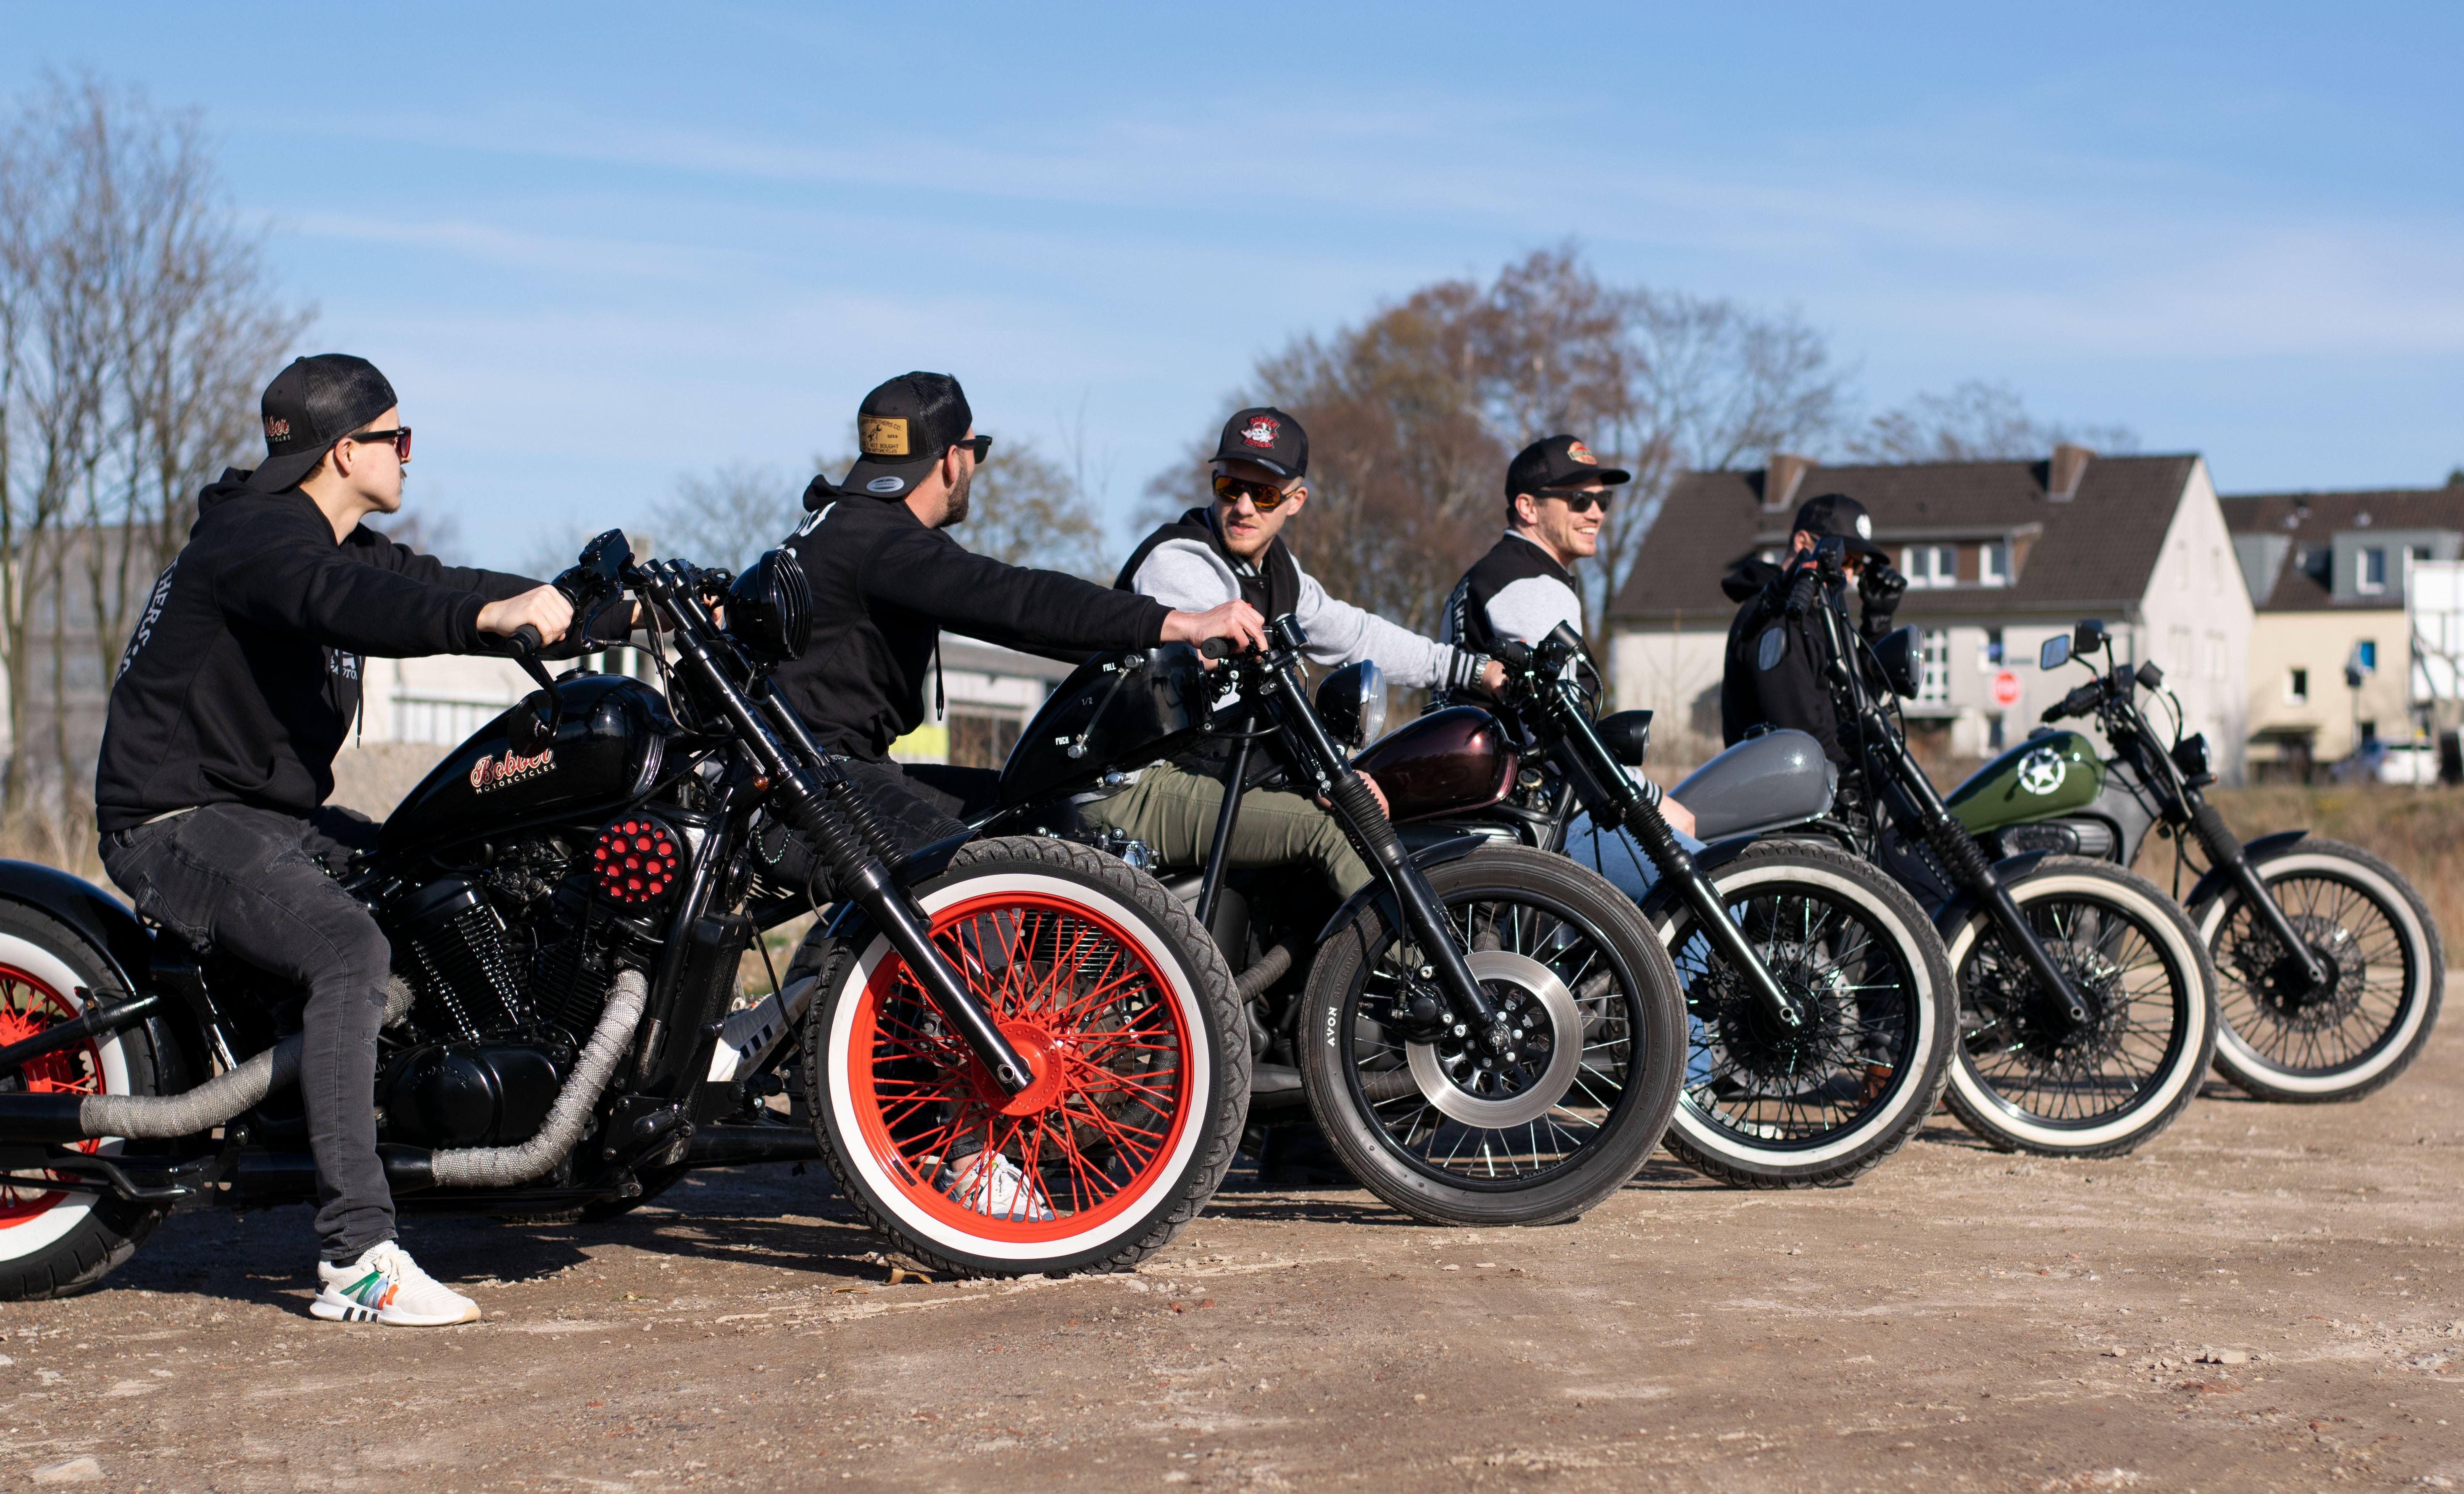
[2184,798,2330,990]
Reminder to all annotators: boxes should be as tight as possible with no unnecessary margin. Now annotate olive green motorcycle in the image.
[1949,619,2442,1104]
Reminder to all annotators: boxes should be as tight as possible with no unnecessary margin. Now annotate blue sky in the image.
[10,2,2460,567]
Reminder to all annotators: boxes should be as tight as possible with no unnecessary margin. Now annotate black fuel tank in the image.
[999,644,1211,805]
[380,675,677,856]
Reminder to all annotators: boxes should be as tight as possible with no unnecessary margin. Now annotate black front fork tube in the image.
[1619,802,1805,1029]
[1264,664,1510,1052]
[2187,797,2329,990]
[1873,723,2092,1027]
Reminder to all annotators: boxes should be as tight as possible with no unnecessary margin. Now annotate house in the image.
[888,639,1077,769]
[1608,446,2252,781]
[2219,483,2464,777]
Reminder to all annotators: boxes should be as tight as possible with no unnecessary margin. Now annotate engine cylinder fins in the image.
[591,814,684,908]
[393,876,535,1040]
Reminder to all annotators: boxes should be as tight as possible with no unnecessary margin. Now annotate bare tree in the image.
[0,73,304,847]
[956,438,1113,579]
[645,460,799,573]
[1843,378,2139,463]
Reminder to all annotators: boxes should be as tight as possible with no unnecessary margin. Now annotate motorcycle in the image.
[1782,538,2219,1157]
[983,615,1686,1227]
[1356,622,1956,1189]
[1949,618,2441,1103]
[0,531,1247,1298]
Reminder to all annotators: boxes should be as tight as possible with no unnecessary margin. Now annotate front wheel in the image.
[1943,857,2217,1157]
[1653,842,1956,1188]
[0,903,169,1301]
[803,837,1247,1277]
[1299,846,1684,1226]
[2200,837,2442,1103]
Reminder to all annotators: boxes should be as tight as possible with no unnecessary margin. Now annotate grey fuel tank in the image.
[1669,729,1837,841]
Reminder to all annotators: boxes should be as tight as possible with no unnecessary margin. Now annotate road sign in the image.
[1990,670,2023,709]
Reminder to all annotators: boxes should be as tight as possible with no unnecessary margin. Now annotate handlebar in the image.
[1198,637,1239,661]
[2042,679,2105,723]
[1784,566,1823,618]
[509,623,543,656]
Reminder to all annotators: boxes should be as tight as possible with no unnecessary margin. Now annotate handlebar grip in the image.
[2042,680,2101,723]
[510,624,543,656]
[1784,568,1822,618]
[1199,637,1237,660]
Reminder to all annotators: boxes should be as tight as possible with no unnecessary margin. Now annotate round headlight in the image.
[1313,660,1385,748]
[724,549,813,663]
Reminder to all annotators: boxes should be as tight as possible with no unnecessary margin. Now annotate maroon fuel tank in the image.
[1353,706,1517,824]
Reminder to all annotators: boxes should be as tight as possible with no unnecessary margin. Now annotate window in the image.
[2286,668,2309,704]
[1981,626,2004,669]
[2206,631,2227,682]
[2355,639,2378,672]
[947,711,1023,770]
[2411,544,2433,564]
[1987,713,2006,751]
[1902,544,1956,588]
[1918,629,1950,705]
[1978,541,2010,587]
[2359,547,2388,594]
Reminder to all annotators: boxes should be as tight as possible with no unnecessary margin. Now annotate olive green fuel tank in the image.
[1943,729,2106,834]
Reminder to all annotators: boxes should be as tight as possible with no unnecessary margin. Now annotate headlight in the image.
[725,549,813,663]
[1314,660,1386,748]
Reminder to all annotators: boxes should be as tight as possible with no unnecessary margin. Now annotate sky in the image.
[8,2,2460,568]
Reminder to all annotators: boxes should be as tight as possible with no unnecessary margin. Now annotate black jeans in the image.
[100,803,394,1263]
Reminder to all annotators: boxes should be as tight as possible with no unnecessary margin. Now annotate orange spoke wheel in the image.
[847,892,1195,1243]
[0,964,104,1226]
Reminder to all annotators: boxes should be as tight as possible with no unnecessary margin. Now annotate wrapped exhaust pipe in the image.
[425,970,646,1189]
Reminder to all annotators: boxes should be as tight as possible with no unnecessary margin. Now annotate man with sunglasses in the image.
[96,353,577,1326]
[1093,407,1505,898]
[1439,434,1693,835]
[769,373,1265,860]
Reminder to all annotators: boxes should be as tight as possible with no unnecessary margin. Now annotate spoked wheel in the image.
[0,904,168,1301]
[1944,857,2217,1157]
[1300,846,1683,1226]
[2198,838,2442,1103]
[805,837,1245,1276]
[1652,842,1955,1187]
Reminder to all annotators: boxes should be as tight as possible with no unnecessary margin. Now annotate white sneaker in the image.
[310,1241,480,1326]
[939,1151,1054,1222]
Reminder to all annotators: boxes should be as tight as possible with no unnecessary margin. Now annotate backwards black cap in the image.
[244,354,398,493]
[1506,434,1630,497]
[1209,406,1308,479]
[1790,492,1889,559]
[836,372,974,500]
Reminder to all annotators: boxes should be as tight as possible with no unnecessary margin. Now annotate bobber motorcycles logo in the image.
[469,746,555,792]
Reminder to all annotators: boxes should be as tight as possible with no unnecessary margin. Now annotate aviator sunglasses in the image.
[1211,472,1298,511]
[348,426,413,461]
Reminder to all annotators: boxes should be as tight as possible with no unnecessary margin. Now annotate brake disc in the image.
[1404,951,1584,1129]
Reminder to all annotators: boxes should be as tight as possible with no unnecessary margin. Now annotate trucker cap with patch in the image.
[1209,406,1308,479]
[1506,434,1631,497]
[836,372,974,500]
[1790,491,1890,558]
[243,354,399,493]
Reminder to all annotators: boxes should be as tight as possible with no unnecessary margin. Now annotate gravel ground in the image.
[5,1019,2461,1492]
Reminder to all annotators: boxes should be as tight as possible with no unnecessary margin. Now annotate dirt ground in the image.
[6,1022,2463,1493]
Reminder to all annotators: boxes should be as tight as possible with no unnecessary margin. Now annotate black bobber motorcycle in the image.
[981,616,1686,1227]
[1777,538,2220,1157]
[0,531,1247,1298]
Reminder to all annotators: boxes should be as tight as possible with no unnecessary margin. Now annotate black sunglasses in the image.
[1540,486,1612,514]
[348,427,412,460]
[952,434,991,462]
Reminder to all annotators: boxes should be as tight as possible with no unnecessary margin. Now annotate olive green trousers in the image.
[1079,764,1372,897]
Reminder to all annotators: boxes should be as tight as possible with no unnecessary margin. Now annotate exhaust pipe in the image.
[424,970,646,1189]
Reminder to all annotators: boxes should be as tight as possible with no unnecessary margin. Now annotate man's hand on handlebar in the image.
[1479,660,1507,693]
[478,585,574,649]
[1163,599,1266,658]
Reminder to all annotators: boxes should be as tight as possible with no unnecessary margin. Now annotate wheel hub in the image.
[1403,951,1582,1128]
[1985,938,2125,1067]
[2235,916,2361,1030]
[1703,939,1843,1084]
[969,1018,1069,1117]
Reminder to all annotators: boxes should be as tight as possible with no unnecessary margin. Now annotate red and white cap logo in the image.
[1566,439,1598,465]
[1240,415,1280,448]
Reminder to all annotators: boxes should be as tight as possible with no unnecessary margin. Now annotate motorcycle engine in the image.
[378,823,675,1150]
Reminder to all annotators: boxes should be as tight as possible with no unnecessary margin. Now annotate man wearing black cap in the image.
[1092,408,1505,897]
[95,354,576,1326]
[1440,434,1693,835]
[1717,492,1907,764]
[769,373,1264,854]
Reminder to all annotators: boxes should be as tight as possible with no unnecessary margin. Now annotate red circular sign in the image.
[1990,670,2024,709]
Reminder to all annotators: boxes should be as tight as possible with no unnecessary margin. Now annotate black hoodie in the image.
[94,471,539,832]
[771,480,1171,761]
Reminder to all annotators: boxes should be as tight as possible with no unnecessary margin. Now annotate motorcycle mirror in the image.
[2072,618,2109,657]
[2038,634,2071,671]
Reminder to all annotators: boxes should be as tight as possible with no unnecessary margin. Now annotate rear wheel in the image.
[1299,847,1684,1226]
[2200,838,2442,1102]
[804,837,1246,1276]
[0,904,167,1301]
[1654,843,1955,1187]
[1943,857,2217,1157]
